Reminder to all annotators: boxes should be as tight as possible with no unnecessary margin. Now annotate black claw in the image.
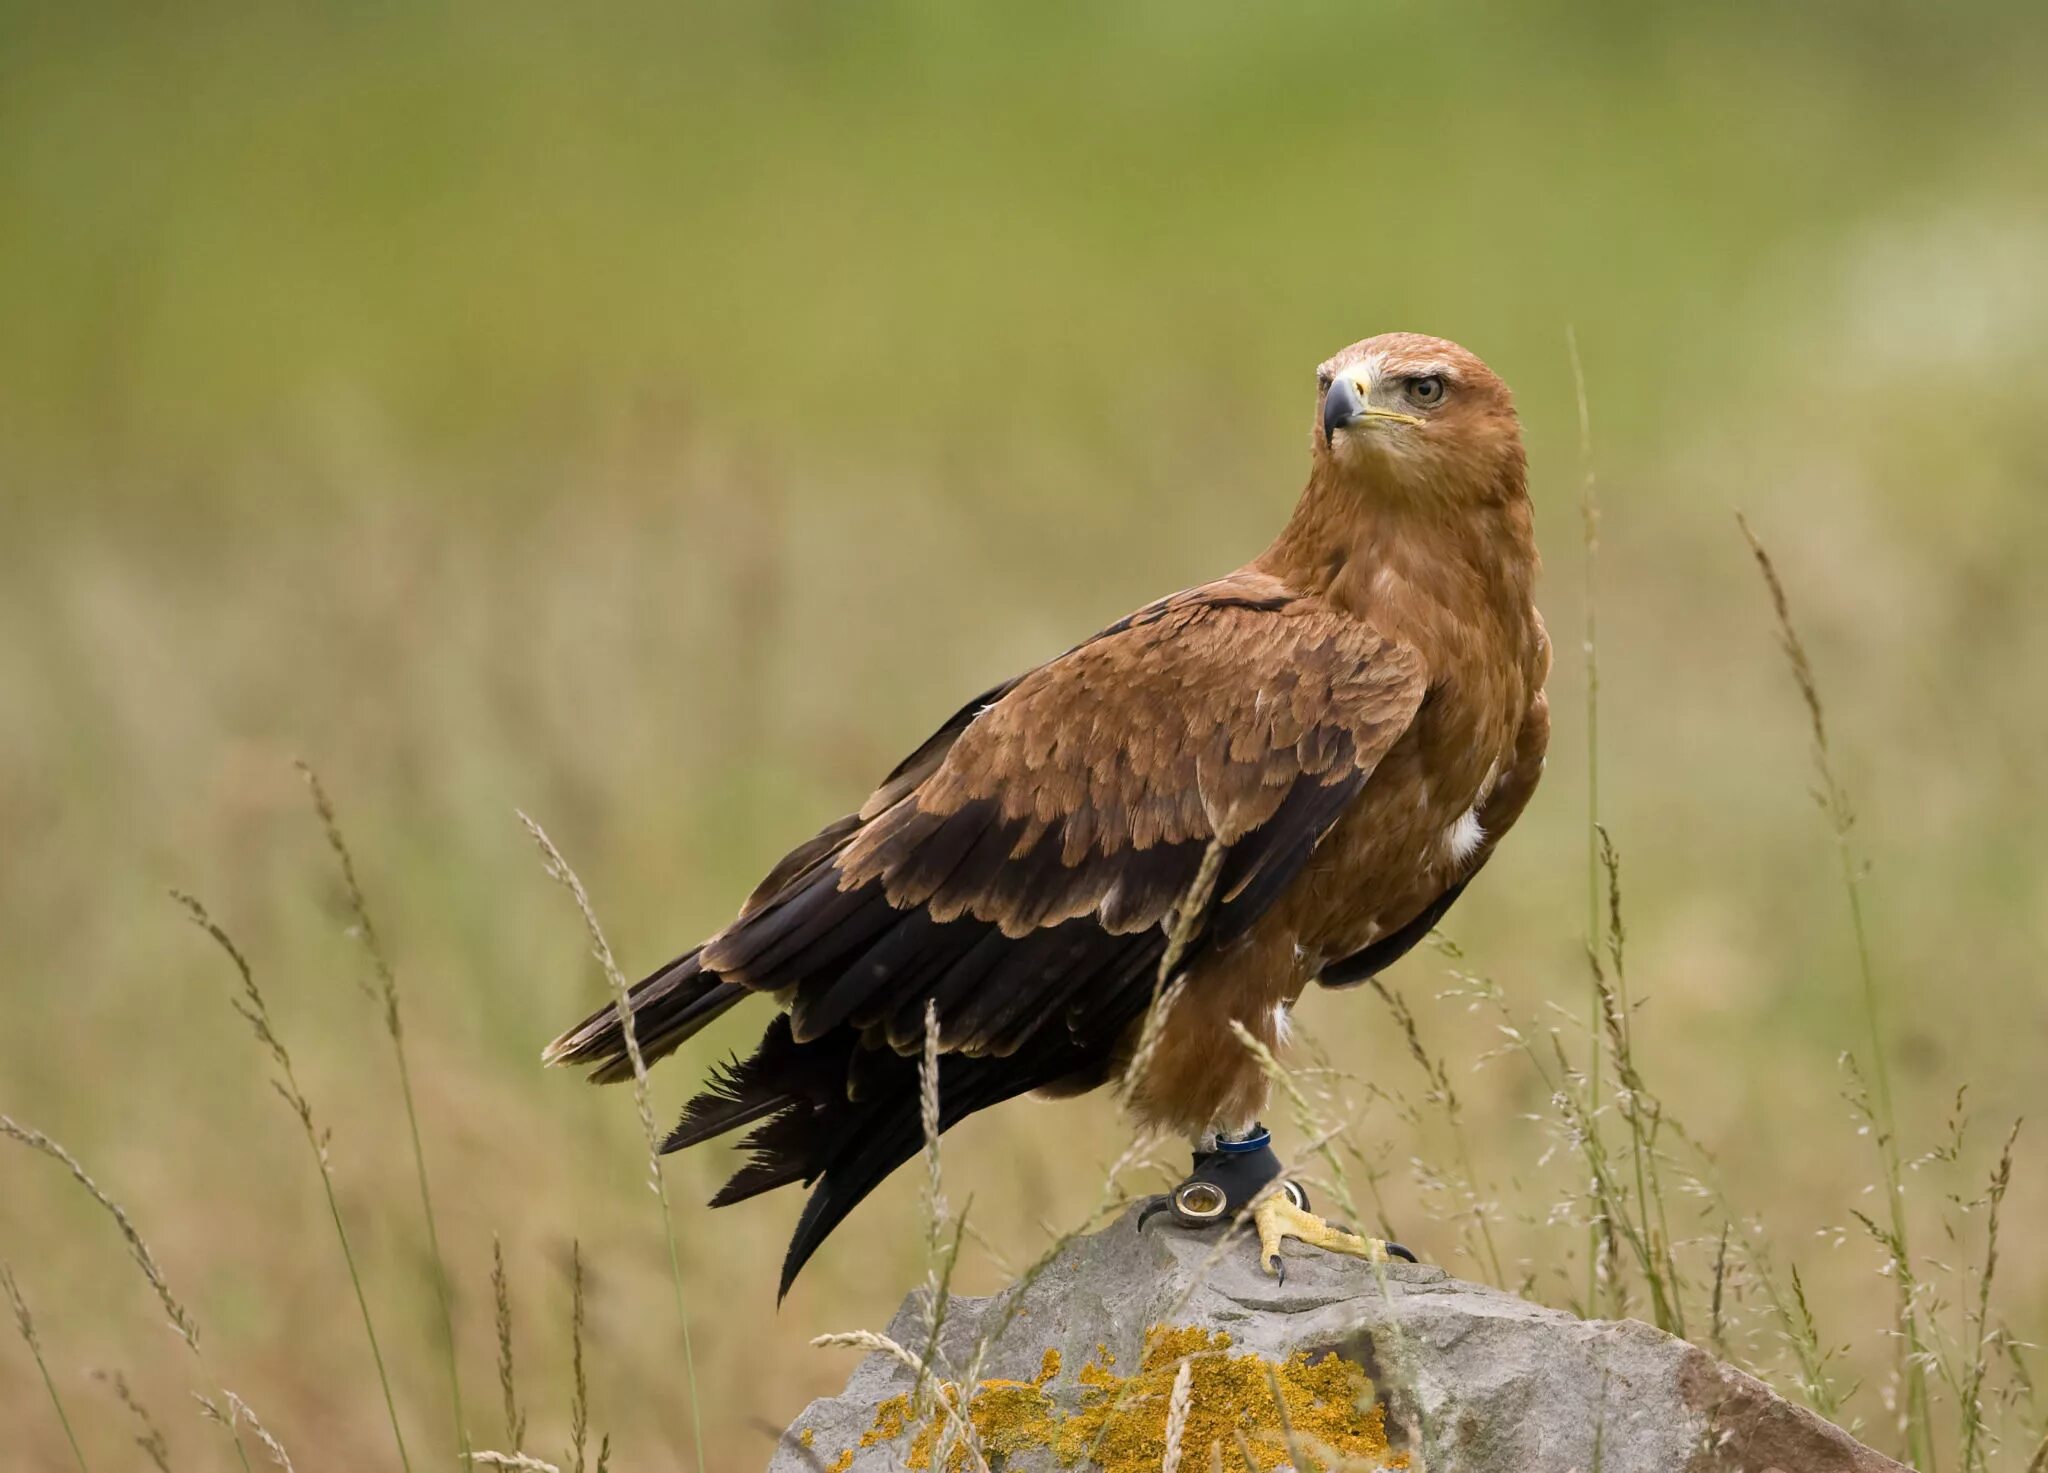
[1386,1241,1418,1263]
[1135,1196,1173,1234]
[1268,1254,1285,1286]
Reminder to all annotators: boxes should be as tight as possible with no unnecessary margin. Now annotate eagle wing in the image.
[709,576,1423,1048]
[544,574,1427,1294]
[549,574,1427,1074]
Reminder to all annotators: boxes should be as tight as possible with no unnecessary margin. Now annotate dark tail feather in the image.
[774,1044,1071,1299]
[663,1021,824,1152]
[660,1011,1074,1300]
[776,1112,925,1299]
[542,947,749,1082]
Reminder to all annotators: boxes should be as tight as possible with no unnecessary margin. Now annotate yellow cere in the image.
[829,1326,1403,1472]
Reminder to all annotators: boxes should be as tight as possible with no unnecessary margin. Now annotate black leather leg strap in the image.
[1136,1124,1303,1231]
[1190,1128,1287,1214]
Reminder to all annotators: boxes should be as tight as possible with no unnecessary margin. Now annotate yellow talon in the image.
[1253,1193,1391,1281]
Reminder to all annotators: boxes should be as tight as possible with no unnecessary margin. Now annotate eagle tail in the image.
[660,1012,1064,1299]
[541,947,747,1084]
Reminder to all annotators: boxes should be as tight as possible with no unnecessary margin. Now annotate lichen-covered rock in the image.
[769,1206,1906,1473]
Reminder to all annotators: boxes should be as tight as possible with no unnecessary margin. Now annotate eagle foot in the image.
[1133,1126,1420,1277]
[1253,1193,1417,1285]
[1136,1124,1291,1233]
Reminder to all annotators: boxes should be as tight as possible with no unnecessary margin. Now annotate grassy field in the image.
[3,2,2047,1468]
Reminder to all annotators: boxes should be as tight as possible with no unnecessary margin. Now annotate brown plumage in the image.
[545,332,1550,1296]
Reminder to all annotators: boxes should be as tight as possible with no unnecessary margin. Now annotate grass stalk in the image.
[1738,515,1931,1465]
[1592,830,1683,1335]
[492,1235,527,1451]
[1,1115,256,1473]
[910,999,966,1433]
[95,1370,174,1473]
[1959,1122,2020,1472]
[1568,324,1608,1316]
[1435,955,1684,1334]
[174,893,412,1473]
[1118,840,1225,1106]
[1362,975,1506,1286]
[218,1392,296,1471]
[517,813,705,1473]
[301,764,469,1467]
[567,1244,588,1473]
[1161,1358,1193,1473]
[807,1329,992,1473]
[4,1262,91,1472]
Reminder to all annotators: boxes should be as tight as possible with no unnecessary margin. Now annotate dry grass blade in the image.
[1161,1358,1194,1473]
[4,1116,256,1472]
[174,891,413,1473]
[920,1000,946,1233]
[1263,1363,1312,1472]
[954,1129,1168,1402]
[518,811,705,1473]
[2,1117,200,1352]
[300,762,470,1466]
[470,1455,564,1472]
[1709,1223,1730,1361]
[1120,840,1224,1100]
[910,999,972,1449]
[1231,1428,1260,1472]
[567,1243,589,1473]
[1359,977,1502,1284]
[1591,829,1682,1337]
[1960,1121,2022,1472]
[5,1262,90,1472]
[226,1392,294,1472]
[2025,1427,2048,1473]
[1568,322,1609,1318]
[493,1235,526,1451]
[94,1369,173,1473]
[1223,1022,1381,1263]
[808,1331,992,1473]
[1736,512,1929,1463]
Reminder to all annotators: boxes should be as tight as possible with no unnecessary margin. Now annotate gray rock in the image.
[770,1206,1904,1473]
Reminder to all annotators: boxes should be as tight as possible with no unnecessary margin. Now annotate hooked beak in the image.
[1322,374,1365,445]
[1322,371,1426,446]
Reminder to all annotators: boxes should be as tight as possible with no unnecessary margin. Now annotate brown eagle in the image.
[546,332,1549,1296]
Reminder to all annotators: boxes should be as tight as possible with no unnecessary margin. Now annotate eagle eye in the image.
[1407,375,1446,407]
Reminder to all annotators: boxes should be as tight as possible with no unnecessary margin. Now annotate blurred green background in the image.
[4,1,2046,1467]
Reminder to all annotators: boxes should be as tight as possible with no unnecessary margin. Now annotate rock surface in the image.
[770,1206,1905,1473]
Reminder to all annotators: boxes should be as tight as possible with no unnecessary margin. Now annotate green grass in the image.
[3,3,2047,1467]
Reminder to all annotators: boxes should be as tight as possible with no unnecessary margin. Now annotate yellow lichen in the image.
[824,1449,853,1473]
[859,1393,913,1450]
[799,1427,814,1449]
[828,1324,1402,1472]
